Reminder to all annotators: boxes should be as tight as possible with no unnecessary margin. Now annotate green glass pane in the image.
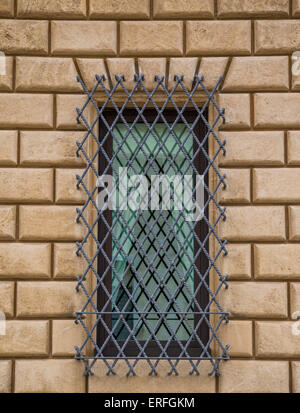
[111,123,194,341]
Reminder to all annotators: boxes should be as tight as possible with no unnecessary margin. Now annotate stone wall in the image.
[0,0,300,393]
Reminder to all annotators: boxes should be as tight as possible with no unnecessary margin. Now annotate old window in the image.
[97,109,209,358]
[75,74,229,376]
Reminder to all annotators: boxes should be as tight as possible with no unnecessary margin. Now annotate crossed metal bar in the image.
[75,74,229,376]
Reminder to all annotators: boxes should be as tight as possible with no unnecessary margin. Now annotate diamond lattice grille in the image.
[75,74,229,376]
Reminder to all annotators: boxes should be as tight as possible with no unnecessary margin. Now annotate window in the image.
[75,74,229,376]
[97,109,209,358]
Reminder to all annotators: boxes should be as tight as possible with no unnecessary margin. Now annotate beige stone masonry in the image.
[19,206,84,241]
[218,94,251,129]
[218,0,289,18]
[15,360,85,393]
[289,283,300,315]
[219,282,288,318]
[255,244,300,280]
[90,0,150,19]
[168,58,198,90]
[120,21,183,56]
[0,94,53,128]
[55,169,85,204]
[76,58,108,91]
[0,282,14,317]
[20,131,85,167]
[255,20,300,54]
[53,243,85,280]
[219,206,286,241]
[56,95,86,130]
[153,0,214,18]
[289,207,300,241]
[218,321,253,357]
[186,21,251,56]
[17,282,85,317]
[219,361,289,393]
[223,57,289,92]
[0,243,51,279]
[0,0,299,394]
[255,94,300,128]
[0,0,13,17]
[51,21,117,56]
[292,68,300,91]
[293,0,300,16]
[0,206,16,241]
[16,57,80,92]
[71,55,225,91]
[0,131,17,166]
[219,132,284,166]
[0,20,48,54]
[0,56,13,91]
[107,58,136,89]
[0,321,49,356]
[199,57,228,90]
[256,322,300,357]
[52,320,86,356]
[89,360,215,393]
[138,58,166,90]
[288,131,300,165]
[219,244,251,280]
[254,169,300,202]
[219,169,251,203]
[0,361,11,393]
[293,362,300,393]
[0,168,53,203]
[17,0,87,19]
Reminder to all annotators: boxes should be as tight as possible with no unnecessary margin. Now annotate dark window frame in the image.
[97,108,210,357]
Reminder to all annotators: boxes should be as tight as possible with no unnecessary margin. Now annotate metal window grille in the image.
[75,74,229,377]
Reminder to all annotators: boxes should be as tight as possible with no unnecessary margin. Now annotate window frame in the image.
[96,107,210,358]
